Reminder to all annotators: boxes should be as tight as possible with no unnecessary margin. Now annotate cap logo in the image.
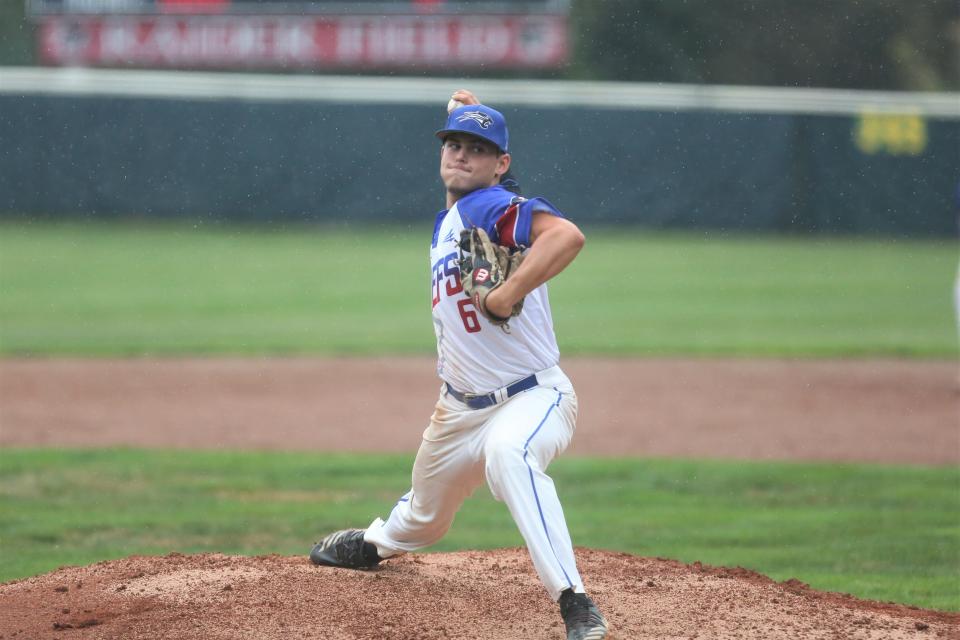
[456,111,494,130]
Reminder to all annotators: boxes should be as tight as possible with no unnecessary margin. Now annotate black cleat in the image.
[309,529,382,569]
[559,589,609,640]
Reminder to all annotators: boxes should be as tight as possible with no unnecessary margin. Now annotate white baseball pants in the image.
[363,365,585,601]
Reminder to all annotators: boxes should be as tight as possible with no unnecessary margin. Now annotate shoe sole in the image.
[575,624,609,640]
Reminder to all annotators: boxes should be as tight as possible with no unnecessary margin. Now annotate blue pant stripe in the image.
[523,391,574,590]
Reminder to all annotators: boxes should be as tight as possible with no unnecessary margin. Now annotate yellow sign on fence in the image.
[854,112,927,156]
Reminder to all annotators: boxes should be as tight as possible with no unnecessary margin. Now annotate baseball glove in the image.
[458,227,525,327]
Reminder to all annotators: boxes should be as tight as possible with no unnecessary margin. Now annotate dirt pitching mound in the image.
[2,550,956,640]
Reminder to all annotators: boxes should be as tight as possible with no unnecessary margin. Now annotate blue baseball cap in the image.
[435,104,509,153]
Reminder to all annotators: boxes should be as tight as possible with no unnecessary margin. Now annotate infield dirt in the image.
[1,356,956,464]
[1,356,957,639]
[2,549,957,640]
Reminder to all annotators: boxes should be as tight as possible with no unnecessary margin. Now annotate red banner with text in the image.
[38,14,568,69]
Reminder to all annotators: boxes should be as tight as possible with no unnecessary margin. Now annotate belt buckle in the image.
[462,392,493,409]
[462,393,483,409]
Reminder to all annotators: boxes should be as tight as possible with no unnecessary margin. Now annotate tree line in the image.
[568,0,958,91]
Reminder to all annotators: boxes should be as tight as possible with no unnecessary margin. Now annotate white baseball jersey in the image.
[430,185,564,394]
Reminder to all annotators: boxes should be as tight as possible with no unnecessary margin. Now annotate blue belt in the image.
[445,374,539,410]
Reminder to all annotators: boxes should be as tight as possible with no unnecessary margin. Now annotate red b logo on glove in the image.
[474,268,490,283]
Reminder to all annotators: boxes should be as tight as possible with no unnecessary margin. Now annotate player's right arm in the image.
[451,89,481,106]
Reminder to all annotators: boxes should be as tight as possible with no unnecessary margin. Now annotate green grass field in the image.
[0,221,955,356]
[1,221,957,613]
[1,450,957,611]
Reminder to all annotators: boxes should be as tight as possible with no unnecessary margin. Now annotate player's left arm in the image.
[483,212,584,319]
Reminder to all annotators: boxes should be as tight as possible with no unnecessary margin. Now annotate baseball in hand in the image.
[447,98,464,113]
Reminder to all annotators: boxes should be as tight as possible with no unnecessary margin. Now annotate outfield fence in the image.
[1,68,958,235]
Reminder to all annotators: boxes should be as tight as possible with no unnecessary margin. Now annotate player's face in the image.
[440,134,511,199]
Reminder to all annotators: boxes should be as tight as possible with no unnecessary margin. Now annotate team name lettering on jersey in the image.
[431,251,462,308]
[432,251,482,333]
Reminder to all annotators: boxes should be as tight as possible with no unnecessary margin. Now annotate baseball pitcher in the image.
[310,90,609,640]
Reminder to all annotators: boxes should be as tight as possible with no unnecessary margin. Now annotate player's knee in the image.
[484,439,527,494]
[485,436,525,466]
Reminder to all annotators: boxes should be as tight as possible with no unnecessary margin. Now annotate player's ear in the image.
[496,152,511,178]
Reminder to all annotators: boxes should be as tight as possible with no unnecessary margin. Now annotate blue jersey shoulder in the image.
[456,186,565,247]
[456,186,515,235]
